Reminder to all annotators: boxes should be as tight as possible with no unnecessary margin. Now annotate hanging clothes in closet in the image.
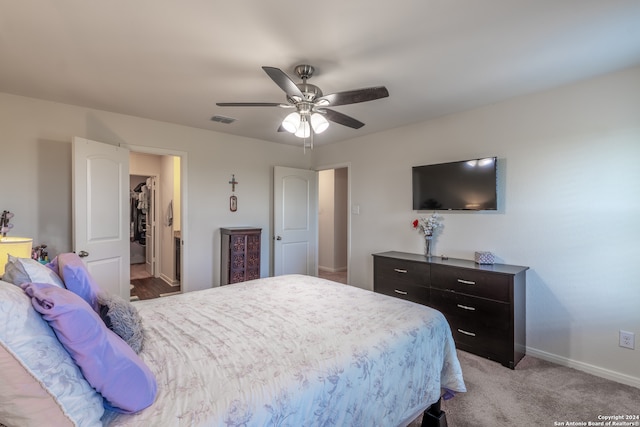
[131,181,149,245]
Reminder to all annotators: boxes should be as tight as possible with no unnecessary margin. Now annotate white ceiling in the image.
[2,1,640,147]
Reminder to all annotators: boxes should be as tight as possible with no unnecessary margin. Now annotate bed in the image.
[1,255,465,427]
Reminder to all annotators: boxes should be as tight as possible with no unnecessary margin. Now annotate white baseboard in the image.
[318,266,347,273]
[159,273,179,287]
[526,346,640,389]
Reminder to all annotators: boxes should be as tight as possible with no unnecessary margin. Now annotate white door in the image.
[273,166,318,276]
[145,176,156,277]
[73,137,130,299]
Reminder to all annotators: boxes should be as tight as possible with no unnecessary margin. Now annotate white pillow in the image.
[2,255,64,288]
[0,280,104,426]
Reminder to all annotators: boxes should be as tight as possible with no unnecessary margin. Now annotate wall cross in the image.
[229,174,238,192]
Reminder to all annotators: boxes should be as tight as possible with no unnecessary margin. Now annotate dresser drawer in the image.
[374,256,430,288]
[430,289,509,331]
[446,315,512,366]
[431,264,510,302]
[375,281,430,306]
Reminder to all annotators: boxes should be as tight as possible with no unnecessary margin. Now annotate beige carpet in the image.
[130,263,151,280]
[410,350,639,426]
[318,269,348,284]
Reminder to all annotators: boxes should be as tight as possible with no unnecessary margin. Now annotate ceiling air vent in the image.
[211,115,236,124]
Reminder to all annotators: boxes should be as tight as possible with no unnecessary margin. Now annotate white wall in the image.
[318,169,335,271]
[159,154,176,283]
[0,92,310,293]
[313,66,640,387]
[318,168,348,273]
[130,152,162,177]
[334,167,348,271]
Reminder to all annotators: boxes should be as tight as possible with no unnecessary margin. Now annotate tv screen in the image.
[412,157,497,210]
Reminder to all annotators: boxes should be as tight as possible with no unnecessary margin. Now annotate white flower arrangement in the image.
[411,213,442,239]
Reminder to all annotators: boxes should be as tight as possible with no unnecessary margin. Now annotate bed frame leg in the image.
[421,398,448,427]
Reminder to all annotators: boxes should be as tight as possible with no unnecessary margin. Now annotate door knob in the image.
[78,250,89,258]
[275,236,282,241]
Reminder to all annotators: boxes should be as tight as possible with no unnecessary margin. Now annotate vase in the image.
[425,236,432,258]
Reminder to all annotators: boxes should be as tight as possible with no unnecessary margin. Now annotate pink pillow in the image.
[22,282,157,414]
[0,345,75,427]
[53,253,102,311]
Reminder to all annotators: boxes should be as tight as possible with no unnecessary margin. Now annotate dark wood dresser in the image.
[373,251,528,369]
[220,227,261,285]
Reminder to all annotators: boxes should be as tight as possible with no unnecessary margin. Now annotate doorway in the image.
[129,151,182,300]
[318,167,348,284]
[130,174,153,280]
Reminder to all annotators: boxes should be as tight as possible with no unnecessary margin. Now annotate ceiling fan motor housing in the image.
[288,83,323,104]
[294,64,315,80]
[289,64,323,104]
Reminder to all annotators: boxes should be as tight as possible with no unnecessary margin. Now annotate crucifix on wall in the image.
[229,174,238,212]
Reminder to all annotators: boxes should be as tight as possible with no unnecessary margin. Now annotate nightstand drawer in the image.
[374,256,430,288]
[431,264,509,301]
[430,289,509,331]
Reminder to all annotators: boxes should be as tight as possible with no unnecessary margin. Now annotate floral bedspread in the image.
[102,274,465,427]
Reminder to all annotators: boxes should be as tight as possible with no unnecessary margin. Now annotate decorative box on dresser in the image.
[220,227,261,285]
[373,251,528,369]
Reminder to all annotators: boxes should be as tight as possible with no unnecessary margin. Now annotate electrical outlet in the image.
[619,330,635,349]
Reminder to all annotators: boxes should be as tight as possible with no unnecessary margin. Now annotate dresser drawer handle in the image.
[393,268,408,274]
[457,329,476,337]
[394,289,408,295]
[457,304,476,311]
[457,279,476,285]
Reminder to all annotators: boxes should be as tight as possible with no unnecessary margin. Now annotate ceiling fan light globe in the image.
[295,121,311,138]
[310,113,329,134]
[282,112,301,133]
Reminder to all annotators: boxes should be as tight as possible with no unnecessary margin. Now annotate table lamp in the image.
[0,237,33,277]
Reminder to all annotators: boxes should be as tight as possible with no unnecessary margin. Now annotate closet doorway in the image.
[130,175,156,279]
[318,166,349,284]
[129,151,182,300]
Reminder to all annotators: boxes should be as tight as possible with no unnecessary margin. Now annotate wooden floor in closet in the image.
[130,263,180,301]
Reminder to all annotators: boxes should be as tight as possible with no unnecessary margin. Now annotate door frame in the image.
[315,162,351,285]
[124,144,188,291]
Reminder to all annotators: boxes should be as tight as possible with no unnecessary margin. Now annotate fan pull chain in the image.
[303,129,314,154]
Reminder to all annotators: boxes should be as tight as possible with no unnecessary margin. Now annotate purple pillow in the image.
[22,282,157,414]
[54,253,102,311]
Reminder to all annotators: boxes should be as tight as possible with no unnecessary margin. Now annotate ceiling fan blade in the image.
[317,86,389,107]
[323,109,365,129]
[262,66,305,99]
[216,102,284,107]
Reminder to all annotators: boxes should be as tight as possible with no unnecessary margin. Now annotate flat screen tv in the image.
[412,157,497,210]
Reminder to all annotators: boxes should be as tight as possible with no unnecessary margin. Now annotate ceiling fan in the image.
[216,65,389,146]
